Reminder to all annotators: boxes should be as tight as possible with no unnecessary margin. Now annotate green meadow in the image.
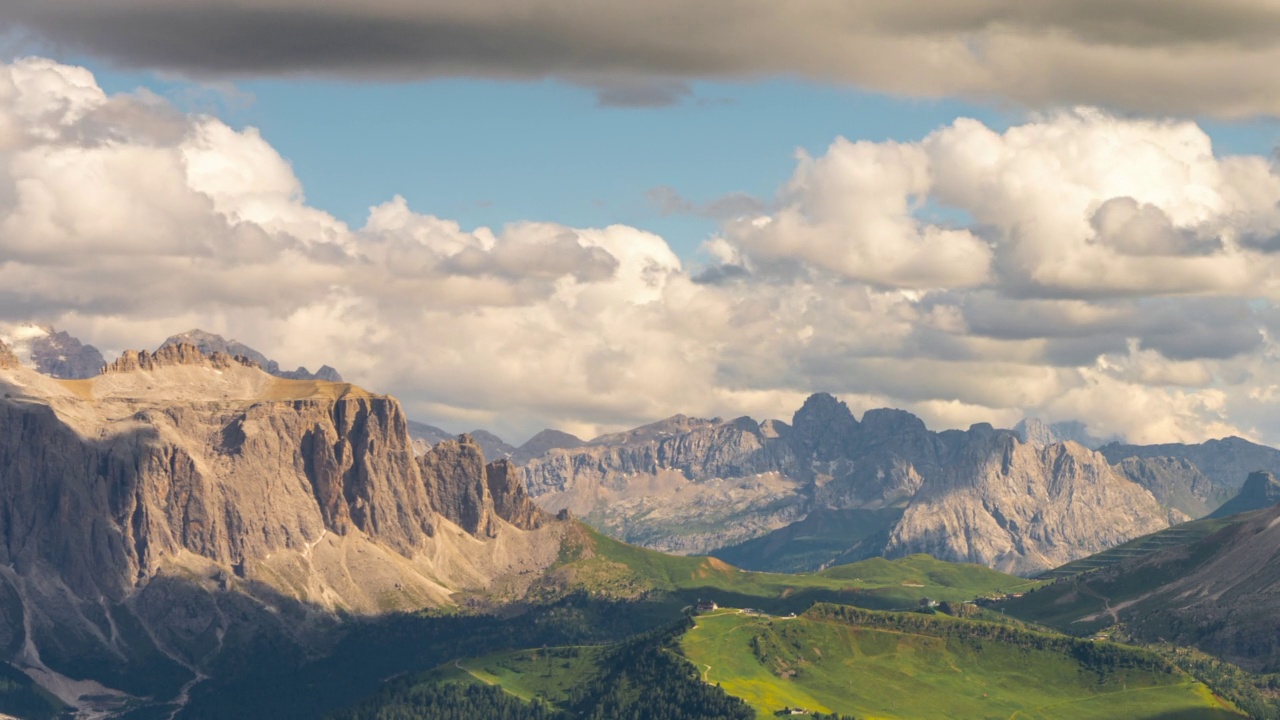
[680,605,1243,720]
[554,526,1039,612]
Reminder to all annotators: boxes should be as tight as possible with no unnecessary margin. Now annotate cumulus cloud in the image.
[8,57,1280,446]
[5,1,1280,116]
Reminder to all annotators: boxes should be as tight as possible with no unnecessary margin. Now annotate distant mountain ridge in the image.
[159,328,343,382]
[518,393,1182,575]
[1013,417,1117,449]
[0,323,104,379]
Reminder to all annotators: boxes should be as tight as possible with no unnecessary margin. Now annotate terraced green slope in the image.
[681,605,1243,720]
[1037,515,1235,581]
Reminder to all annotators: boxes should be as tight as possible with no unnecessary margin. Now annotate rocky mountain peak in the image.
[1241,470,1280,496]
[758,419,791,439]
[103,343,261,374]
[1210,471,1280,518]
[160,329,344,382]
[0,323,105,379]
[485,459,549,530]
[859,408,928,436]
[790,392,858,460]
[1014,417,1113,449]
[512,429,586,465]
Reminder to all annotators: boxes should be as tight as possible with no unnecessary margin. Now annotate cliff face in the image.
[519,393,1175,575]
[521,414,805,553]
[883,435,1172,573]
[418,435,495,537]
[0,346,563,710]
[1114,456,1226,519]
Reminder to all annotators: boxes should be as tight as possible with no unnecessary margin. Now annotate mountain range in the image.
[3,325,1280,717]
[498,395,1280,578]
[0,338,565,715]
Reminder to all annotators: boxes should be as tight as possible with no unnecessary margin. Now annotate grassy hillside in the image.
[542,525,1037,613]
[358,605,1241,720]
[711,508,904,572]
[681,604,1243,720]
[338,622,756,720]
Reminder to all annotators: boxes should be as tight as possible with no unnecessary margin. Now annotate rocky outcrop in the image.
[523,415,795,499]
[416,437,555,535]
[520,415,804,553]
[789,392,858,462]
[160,328,344,382]
[418,435,496,537]
[1210,471,1280,518]
[104,342,259,374]
[29,326,104,378]
[486,459,549,530]
[0,324,105,378]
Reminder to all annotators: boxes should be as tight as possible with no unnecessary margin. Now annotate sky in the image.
[2,1,1280,445]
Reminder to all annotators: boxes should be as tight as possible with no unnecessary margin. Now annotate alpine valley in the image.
[0,328,1277,719]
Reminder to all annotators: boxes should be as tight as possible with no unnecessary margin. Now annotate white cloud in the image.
[6,58,1280,446]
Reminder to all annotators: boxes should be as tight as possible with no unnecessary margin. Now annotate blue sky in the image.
[81,61,1279,262]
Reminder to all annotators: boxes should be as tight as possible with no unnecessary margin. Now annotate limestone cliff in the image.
[883,435,1171,574]
[418,435,496,537]
[521,414,805,553]
[486,459,550,530]
[0,348,564,711]
[518,393,1177,575]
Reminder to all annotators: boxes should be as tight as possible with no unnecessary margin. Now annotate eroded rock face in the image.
[418,435,496,537]
[0,356,564,708]
[486,459,549,531]
[884,438,1170,573]
[1115,455,1226,519]
[104,342,259,374]
[1101,437,1280,493]
[518,393,1175,575]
